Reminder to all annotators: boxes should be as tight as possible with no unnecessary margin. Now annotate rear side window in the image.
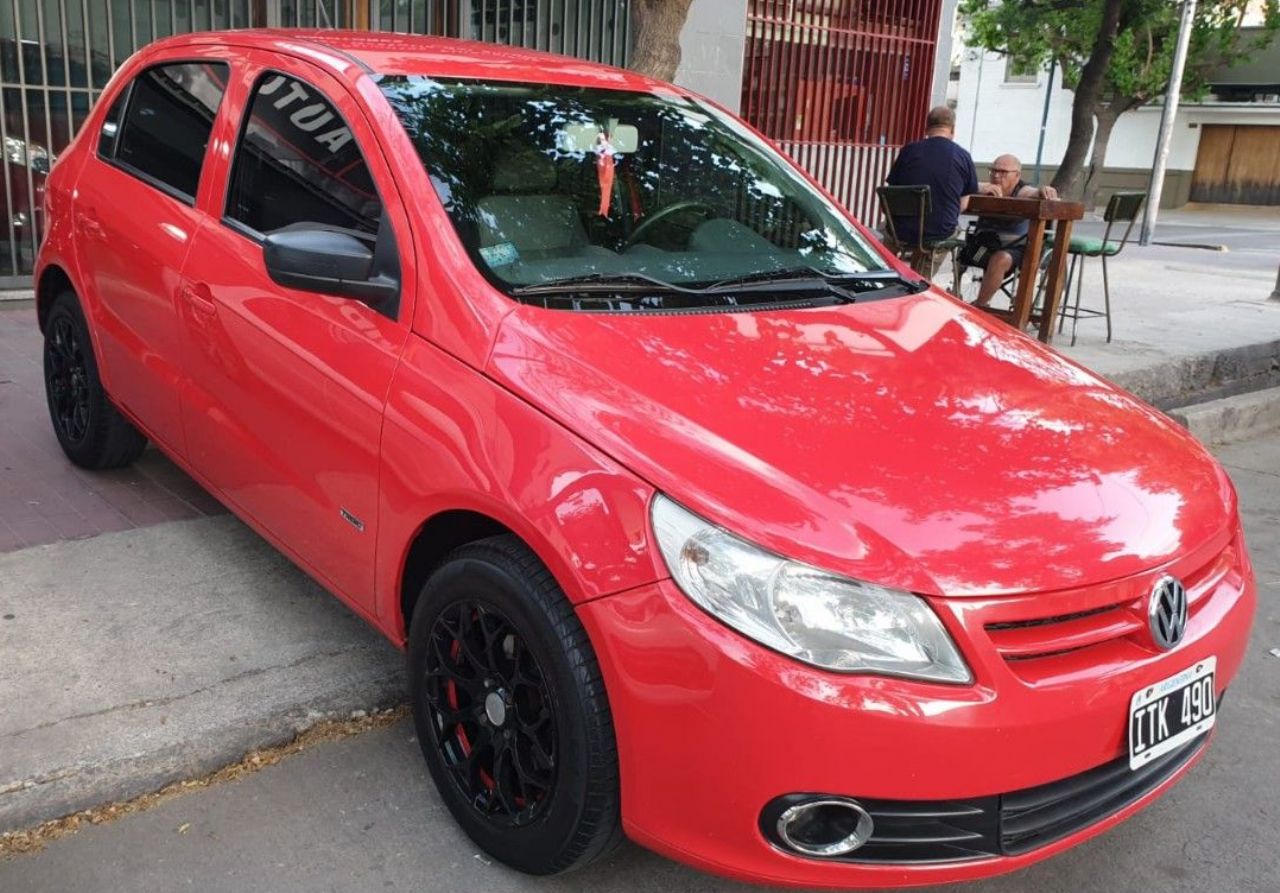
[224,72,382,237]
[97,87,130,159]
[113,62,229,201]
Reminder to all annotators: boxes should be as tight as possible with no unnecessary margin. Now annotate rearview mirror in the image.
[557,123,639,154]
[263,227,399,307]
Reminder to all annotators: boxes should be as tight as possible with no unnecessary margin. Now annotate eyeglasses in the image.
[990,168,1019,175]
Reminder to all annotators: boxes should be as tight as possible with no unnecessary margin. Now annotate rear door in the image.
[176,53,415,614]
[75,51,231,453]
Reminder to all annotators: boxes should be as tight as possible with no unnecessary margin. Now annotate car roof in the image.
[157,29,674,94]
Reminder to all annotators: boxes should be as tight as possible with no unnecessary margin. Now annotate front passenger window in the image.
[225,72,383,237]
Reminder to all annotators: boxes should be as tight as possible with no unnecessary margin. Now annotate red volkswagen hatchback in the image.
[36,30,1254,888]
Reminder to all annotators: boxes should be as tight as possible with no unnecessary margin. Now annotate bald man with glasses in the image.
[971,154,1058,307]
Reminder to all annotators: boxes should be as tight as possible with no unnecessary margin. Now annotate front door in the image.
[176,56,413,613]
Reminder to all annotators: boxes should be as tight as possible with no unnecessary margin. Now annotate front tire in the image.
[42,289,147,469]
[407,535,622,875]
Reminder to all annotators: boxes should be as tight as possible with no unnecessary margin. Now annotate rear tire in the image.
[42,290,147,469]
[407,535,622,875]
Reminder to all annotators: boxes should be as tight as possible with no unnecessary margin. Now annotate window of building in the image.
[1004,57,1040,85]
[225,72,382,238]
[113,62,229,201]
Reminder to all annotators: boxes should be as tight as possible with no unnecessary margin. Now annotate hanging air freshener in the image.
[595,130,617,217]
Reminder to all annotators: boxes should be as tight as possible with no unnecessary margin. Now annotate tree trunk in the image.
[1051,0,1126,199]
[629,0,695,82]
[1079,106,1119,210]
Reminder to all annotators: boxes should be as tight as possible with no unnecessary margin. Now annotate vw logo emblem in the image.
[1148,576,1188,650]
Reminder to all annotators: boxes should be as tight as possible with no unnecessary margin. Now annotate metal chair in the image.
[954,221,1059,321]
[876,185,964,291]
[1057,192,1146,345]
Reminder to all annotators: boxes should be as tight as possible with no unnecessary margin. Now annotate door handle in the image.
[75,208,106,240]
[181,282,217,318]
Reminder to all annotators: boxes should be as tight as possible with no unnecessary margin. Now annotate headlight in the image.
[651,495,971,684]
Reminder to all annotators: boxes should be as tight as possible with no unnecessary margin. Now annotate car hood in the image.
[487,290,1234,597]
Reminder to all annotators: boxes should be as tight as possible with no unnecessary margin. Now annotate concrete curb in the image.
[0,516,405,835]
[1169,386,1280,447]
[0,289,35,304]
[1151,241,1228,252]
[1104,339,1280,411]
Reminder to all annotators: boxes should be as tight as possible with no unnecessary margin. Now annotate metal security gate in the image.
[741,0,943,225]
[0,0,629,285]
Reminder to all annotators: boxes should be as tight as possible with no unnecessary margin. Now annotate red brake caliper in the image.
[450,635,496,793]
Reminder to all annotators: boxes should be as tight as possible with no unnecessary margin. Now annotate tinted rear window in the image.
[114,62,229,201]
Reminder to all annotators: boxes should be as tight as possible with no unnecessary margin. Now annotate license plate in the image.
[1128,656,1216,770]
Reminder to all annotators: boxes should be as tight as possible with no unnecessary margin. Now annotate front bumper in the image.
[576,528,1254,888]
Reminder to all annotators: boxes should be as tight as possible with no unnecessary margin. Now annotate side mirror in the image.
[263,227,399,307]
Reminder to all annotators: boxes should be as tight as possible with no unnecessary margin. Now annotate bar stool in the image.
[1057,192,1146,345]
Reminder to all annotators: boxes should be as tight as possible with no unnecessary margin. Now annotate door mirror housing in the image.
[263,226,399,310]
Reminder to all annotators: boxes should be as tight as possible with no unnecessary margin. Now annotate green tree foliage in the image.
[961,0,1279,204]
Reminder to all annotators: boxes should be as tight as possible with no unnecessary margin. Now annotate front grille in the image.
[983,541,1235,665]
[1000,732,1208,854]
[761,733,1208,864]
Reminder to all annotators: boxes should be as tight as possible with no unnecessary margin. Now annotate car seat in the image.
[475,149,592,260]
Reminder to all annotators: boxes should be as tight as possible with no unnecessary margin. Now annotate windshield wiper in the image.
[510,269,929,305]
[703,268,916,291]
[511,272,706,296]
[699,269,928,303]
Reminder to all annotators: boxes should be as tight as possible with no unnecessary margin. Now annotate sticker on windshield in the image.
[480,242,520,268]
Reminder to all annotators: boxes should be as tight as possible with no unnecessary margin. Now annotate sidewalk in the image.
[2,222,1279,837]
[1050,240,1280,405]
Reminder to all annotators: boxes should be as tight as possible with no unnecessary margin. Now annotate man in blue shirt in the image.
[886,106,995,251]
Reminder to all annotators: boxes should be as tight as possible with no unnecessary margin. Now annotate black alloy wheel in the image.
[44,313,91,444]
[423,600,557,827]
[407,535,621,875]
[42,290,147,469]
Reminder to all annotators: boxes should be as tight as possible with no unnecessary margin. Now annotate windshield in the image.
[375,76,890,305]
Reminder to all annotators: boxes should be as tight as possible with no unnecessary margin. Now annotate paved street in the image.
[2,430,1278,893]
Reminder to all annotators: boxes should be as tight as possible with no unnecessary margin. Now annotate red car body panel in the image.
[34,30,1256,888]
[488,292,1236,598]
[376,336,662,617]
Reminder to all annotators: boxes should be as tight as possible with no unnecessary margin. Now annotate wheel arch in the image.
[397,508,517,640]
[36,263,76,333]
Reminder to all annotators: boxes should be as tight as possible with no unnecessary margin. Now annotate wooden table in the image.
[964,195,1085,343]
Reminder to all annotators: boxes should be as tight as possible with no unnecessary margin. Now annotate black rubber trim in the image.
[1000,731,1208,854]
[760,794,1001,864]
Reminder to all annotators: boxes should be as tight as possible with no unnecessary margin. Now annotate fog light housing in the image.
[771,797,874,858]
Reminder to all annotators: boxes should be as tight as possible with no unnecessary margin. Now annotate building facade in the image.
[953,28,1280,209]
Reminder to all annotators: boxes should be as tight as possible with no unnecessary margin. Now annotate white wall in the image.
[954,49,1280,173]
[932,0,962,107]
[674,0,749,112]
